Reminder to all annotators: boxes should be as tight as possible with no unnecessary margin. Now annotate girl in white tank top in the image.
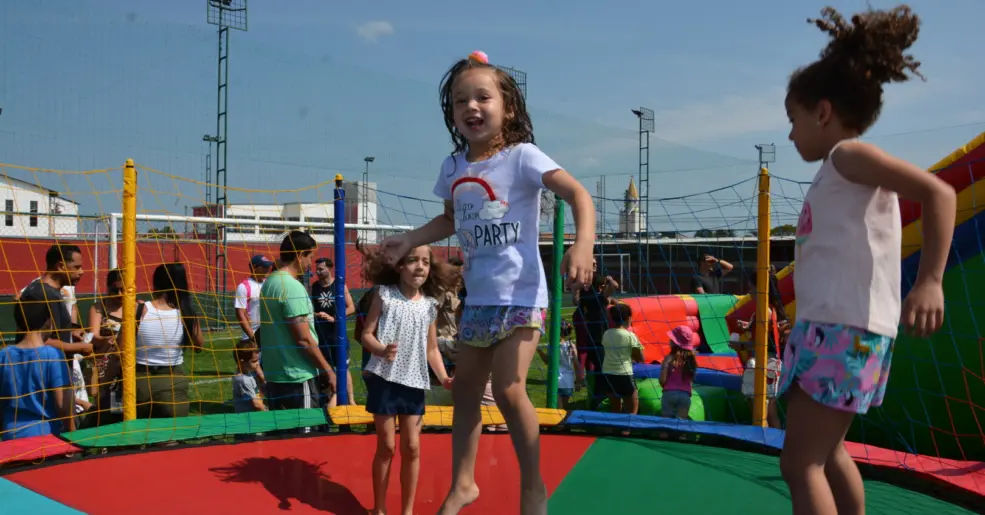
[777,7,956,515]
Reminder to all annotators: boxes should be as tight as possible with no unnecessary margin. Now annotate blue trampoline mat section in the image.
[564,409,786,450]
[0,478,85,514]
[633,363,742,391]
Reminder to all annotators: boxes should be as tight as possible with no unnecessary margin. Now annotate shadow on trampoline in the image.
[210,456,367,513]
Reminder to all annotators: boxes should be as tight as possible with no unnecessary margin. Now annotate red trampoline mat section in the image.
[7,433,594,515]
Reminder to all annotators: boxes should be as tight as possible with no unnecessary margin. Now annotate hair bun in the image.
[468,51,489,64]
[811,5,924,85]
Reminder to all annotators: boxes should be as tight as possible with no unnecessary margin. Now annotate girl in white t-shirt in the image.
[382,51,595,515]
[778,7,955,514]
[359,244,454,515]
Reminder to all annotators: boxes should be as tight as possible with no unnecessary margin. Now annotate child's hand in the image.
[736,320,750,330]
[383,342,399,362]
[380,234,412,265]
[442,377,454,390]
[901,280,945,337]
[78,343,93,356]
[316,312,335,322]
[561,241,594,291]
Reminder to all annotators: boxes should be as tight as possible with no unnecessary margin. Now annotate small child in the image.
[660,326,699,420]
[537,320,582,409]
[359,244,454,515]
[0,299,75,440]
[232,340,267,414]
[600,303,643,418]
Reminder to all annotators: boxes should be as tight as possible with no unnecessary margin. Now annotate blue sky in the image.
[1,0,983,234]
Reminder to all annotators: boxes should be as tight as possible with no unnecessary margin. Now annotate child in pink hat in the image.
[659,326,699,419]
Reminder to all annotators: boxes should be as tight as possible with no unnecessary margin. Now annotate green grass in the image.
[184,306,581,415]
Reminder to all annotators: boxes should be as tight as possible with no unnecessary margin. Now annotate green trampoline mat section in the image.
[692,294,738,354]
[548,438,975,514]
[62,409,327,447]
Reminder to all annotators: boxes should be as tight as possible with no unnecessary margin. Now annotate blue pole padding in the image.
[332,174,349,405]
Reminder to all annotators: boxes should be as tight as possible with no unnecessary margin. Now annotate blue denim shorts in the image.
[661,389,692,418]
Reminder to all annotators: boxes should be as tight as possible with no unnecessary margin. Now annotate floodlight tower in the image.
[756,143,776,170]
[206,0,247,321]
[632,107,654,294]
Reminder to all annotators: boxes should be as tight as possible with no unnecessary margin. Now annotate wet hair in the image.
[315,257,333,268]
[150,263,199,335]
[356,240,456,299]
[608,303,632,327]
[439,56,534,156]
[787,5,923,134]
[280,230,317,264]
[667,345,698,382]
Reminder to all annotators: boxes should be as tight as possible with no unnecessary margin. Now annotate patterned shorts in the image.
[777,320,895,414]
[459,306,546,348]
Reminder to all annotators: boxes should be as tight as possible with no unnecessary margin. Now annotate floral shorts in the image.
[777,320,895,414]
[459,306,546,348]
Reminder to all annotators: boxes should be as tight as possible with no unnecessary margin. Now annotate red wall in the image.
[0,238,462,295]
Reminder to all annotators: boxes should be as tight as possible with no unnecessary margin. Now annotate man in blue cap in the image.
[235,254,274,345]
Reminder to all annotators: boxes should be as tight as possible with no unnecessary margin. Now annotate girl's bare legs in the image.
[490,328,547,515]
[438,345,493,514]
[372,415,397,515]
[779,385,860,515]
[398,414,423,515]
[767,399,782,429]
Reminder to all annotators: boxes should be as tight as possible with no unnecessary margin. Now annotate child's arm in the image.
[344,285,356,317]
[833,141,956,337]
[426,321,452,386]
[251,397,268,412]
[360,292,395,359]
[543,170,596,289]
[382,201,456,263]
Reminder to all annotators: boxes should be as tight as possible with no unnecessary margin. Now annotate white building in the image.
[0,176,80,238]
[190,180,381,243]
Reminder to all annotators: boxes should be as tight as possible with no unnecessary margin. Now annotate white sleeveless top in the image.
[135,302,186,366]
[364,285,438,390]
[794,141,902,338]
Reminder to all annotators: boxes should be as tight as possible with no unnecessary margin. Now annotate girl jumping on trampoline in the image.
[380,50,596,515]
[358,244,455,515]
[779,6,956,515]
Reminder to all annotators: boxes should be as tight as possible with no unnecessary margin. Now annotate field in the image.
[184,305,582,415]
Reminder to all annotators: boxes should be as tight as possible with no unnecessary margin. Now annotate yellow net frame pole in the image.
[752,166,771,427]
[121,159,138,421]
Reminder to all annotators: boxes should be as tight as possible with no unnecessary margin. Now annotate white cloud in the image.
[356,21,394,42]
[478,200,508,220]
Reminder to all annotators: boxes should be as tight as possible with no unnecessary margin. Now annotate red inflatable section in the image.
[623,296,743,373]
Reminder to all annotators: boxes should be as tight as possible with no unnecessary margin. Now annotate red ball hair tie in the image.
[468,50,489,64]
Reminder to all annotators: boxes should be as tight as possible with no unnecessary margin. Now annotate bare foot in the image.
[520,483,548,515]
[438,484,480,515]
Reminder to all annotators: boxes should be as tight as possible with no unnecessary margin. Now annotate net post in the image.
[547,194,564,409]
[121,159,138,422]
[752,166,771,427]
[333,173,349,405]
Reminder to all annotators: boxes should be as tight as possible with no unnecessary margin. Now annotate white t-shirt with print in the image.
[432,143,559,309]
[234,277,263,339]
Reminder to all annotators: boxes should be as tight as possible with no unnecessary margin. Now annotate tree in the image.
[694,229,714,238]
[772,224,797,236]
[713,229,735,237]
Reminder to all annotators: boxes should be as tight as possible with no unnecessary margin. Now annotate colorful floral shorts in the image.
[459,306,546,348]
[777,320,895,414]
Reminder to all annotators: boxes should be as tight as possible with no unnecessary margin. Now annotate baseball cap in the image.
[250,255,275,269]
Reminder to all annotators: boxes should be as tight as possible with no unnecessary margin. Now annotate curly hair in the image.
[787,5,924,134]
[356,241,457,299]
[439,57,534,157]
[667,346,698,382]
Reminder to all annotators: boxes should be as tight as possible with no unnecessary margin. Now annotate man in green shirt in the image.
[259,231,336,431]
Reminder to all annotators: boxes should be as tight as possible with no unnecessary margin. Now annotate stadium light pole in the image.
[632,107,654,295]
[363,157,374,226]
[206,0,247,327]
